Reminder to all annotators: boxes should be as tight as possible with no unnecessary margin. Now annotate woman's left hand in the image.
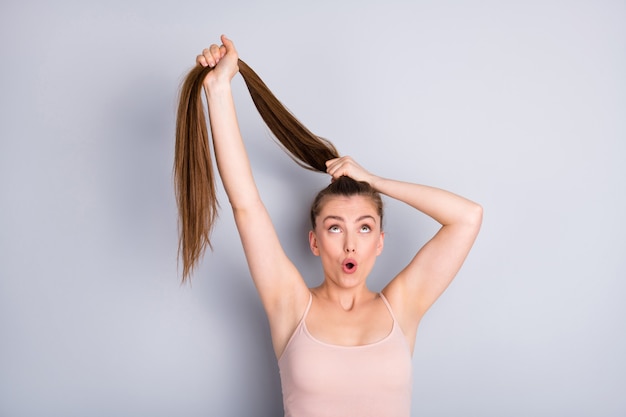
[197,34,240,87]
[325,156,378,186]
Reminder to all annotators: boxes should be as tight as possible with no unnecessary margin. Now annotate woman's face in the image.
[309,195,384,289]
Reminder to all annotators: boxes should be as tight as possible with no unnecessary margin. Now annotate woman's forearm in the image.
[204,80,261,210]
[371,176,482,227]
[324,156,482,227]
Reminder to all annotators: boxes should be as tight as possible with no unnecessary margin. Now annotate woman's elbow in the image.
[467,202,483,229]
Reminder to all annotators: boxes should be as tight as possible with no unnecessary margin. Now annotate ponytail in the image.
[174,59,339,282]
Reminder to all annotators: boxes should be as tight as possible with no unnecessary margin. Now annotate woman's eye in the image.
[360,225,371,233]
[329,225,341,233]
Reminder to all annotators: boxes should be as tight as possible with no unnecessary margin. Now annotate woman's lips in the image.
[342,258,358,274]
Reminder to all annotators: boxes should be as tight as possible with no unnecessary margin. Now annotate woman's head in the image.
[310,176,384,230]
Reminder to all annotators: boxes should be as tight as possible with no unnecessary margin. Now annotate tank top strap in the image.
[379,292,398,322]
[301,291,313,320]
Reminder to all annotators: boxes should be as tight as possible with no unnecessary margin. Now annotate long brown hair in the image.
[175,59,339,282]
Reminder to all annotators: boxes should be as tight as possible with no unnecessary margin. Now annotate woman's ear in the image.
[309,230,320,256]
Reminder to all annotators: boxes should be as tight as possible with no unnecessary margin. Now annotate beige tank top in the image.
[278,293,412,417]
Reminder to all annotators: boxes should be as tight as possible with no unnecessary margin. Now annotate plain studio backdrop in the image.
[1,1,624,416]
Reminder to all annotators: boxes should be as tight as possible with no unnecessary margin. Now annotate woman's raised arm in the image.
[196,36,310,357]
[326,156,483,350]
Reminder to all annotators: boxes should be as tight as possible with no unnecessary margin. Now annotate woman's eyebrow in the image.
[322,215,344,223]
[357,215,376,223]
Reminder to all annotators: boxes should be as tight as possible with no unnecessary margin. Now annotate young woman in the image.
[178,35,482,417]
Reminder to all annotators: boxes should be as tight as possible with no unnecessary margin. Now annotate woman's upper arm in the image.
[384,204,482,328]
[233,201,310,323]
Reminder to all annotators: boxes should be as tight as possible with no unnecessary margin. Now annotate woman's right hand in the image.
[196,34,239,87]
[325,156,379,187]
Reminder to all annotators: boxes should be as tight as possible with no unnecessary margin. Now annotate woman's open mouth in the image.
[342,259,358,274]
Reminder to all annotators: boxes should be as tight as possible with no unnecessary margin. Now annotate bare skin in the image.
[197,35,483,358]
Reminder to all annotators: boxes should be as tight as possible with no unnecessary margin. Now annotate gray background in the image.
[1,0,624,416]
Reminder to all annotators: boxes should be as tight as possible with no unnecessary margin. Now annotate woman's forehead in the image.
[317,195,379,217]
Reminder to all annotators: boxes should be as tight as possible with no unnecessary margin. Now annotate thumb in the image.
[221,34,237,54]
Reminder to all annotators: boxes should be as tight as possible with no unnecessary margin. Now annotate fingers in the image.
[197,44,221,67]
[325,156,375,185]
[196,35,237,68]
[325,156,357,178]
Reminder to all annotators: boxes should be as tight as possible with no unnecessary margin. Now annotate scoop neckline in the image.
[302,315,396,349]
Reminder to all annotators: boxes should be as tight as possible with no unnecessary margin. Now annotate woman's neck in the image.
[311,282,377,312]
